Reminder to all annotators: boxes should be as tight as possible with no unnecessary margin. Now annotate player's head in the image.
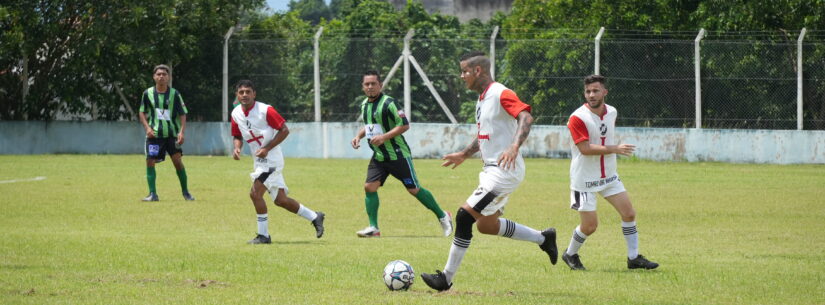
[362,70,383,100]
[583,74,608,110]
[235,79,256,106]
[459,51,491,91]
[152,64,171,86]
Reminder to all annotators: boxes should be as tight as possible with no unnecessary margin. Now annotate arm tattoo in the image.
[463,138,480,156]
[514,112,533,147]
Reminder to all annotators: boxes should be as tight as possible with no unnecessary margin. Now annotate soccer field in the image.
[1,155,824,304]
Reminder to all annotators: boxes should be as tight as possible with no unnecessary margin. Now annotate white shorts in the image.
[570,179,626,212]
[251,166,289,198]
[465,165,524,216]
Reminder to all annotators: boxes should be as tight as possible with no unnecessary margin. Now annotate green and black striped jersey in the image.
[360,94,411,162]
[139,87,188,138]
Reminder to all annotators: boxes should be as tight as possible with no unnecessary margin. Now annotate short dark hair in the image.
[460,51,486,62]
[460,51,490,73]
[153,64,171,74]
[584,74,606,87]
[235,79,255,91]
[363,70,382,82]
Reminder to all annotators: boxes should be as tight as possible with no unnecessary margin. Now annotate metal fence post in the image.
[797,28,807,130]
[403,29,414,122]
[594,27,605,75]
[694,28,705,129]
[222,26,235,122]
[490,26,499,79]
[314,26,324,122]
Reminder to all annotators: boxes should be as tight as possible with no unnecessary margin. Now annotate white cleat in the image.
[439,212,453,237]
[356,226,381,237]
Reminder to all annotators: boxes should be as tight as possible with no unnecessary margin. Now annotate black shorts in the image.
[366,157,420,189]
[145,137,183,162]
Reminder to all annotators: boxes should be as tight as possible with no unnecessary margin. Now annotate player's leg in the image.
[142,138,160,201]
[168,141,193,201]
[563,190,597,270]
[248,179,271,244]
[390,157,451,236]
[357,159,386,237]
[422,205,473,291]
[604,188,658,269]
[272,187,325,238]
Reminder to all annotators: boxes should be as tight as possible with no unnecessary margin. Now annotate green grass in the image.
[1,155,824,304]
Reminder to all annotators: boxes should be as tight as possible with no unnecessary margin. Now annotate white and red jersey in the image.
[231,101,286,169]
[475,82,531,169]
[567,103,619,192]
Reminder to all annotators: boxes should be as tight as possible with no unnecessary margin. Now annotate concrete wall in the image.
[1,121,824,164]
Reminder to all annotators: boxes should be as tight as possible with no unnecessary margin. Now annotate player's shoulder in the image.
[570,104,589,117]
[605,104,618,114]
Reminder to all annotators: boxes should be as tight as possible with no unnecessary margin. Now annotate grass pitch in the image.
[1,155,824,304]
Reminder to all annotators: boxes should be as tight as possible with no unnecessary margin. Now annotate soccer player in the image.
[561,74,658,270]
[138,64,194,202]
[350,70,453,238]
[420,51,558,292]
[230,80,325,244]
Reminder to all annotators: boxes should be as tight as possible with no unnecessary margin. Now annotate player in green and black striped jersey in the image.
[137,64,194,202]
[350,70,452,238]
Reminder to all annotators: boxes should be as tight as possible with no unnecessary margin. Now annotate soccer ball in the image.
[383,260,414,291]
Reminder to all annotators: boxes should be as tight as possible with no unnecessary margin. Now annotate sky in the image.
[266,0,332,13]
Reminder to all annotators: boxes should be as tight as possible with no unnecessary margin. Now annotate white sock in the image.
[622,221,639,259]
[296,204,318,221]
[257,213,269,237]
[497,218,544,244]
[443,237,470,284]
[566,225,588,255]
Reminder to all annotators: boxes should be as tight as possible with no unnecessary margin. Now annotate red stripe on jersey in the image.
[600,137,606,178]
[567,116,589,144]
[500,89,531,118]
[478,134,490,140]
[266,106,285,130]
[479,82,495,100]
[230,117,241,137]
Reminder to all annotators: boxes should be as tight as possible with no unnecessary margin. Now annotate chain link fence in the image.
[228,28,825,130]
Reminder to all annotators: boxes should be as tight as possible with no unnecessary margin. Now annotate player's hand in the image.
[441,152,466,169]
[615,143,636,156]
[351,137,361,149]
[255,147,269,158]
[232,148,241,160]
[176,133,185,145]
[369,135,385,146]
[497,145,519,170]
[145,129,155,138]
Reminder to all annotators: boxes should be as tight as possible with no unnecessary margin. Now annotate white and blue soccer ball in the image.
[383,260,414,291]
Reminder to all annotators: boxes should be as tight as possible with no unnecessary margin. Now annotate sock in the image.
[497,218,544,244]
[566,225,588,255]
[146,166,156,193]
[443,237,470,284]
[296,204,318,221]
[365,192,379,229]
[257,213,269,237]
[176,168,188,192]
[622,221,639,259]
[414,188,447,218]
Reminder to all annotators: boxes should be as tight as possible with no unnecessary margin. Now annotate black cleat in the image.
[627,254,659,270]
[562,251,586,270]
[312,212,325,238]
[182,191,195,201]
[539,228,558,265]
[421,270,452,291]
[142,192,159,202]
[247,234,271,244]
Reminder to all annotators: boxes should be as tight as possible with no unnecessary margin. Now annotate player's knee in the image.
[406,188,419,196]
[580,223,597,235]
[364,183,379,193]
[455,207,476,240]
[623,209,636,222]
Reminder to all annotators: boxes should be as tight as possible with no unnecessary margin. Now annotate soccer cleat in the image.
[562,251,586,270]
[421,270,452,291]
[247,234,271,244]
[438,211,453,237]
[142,192,159,202]
[182,191,195,201]
[356,226,381,238]
[627,254,659,270]
[539,228,559,265]
[312,212,325,238]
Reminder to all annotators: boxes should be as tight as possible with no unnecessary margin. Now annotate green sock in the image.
[415,187,446,218]
[365,192,379,228]
[146,166,156,193]
[176,168,188,192]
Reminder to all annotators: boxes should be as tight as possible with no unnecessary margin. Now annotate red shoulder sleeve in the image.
[230,116,241,137]
[500,89,531,118]
[567,115,589,144]
[266,106,286,130]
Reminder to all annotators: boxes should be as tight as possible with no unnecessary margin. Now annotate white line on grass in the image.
[0,176,47,184]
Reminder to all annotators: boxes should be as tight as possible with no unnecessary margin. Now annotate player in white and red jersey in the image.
[230,80,325,245]
[421,51,558,292]
[561,74,658,270]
